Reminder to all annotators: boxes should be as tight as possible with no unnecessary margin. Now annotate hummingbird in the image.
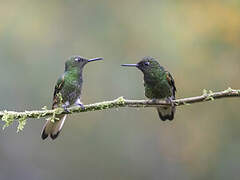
[121,56,176,121]
[41,56,103,140]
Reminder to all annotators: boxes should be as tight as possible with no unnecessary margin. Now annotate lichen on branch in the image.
[1,88,239,132]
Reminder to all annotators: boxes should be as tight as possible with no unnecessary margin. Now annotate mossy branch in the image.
[1,88,240,131]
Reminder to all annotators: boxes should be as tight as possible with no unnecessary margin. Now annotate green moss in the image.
[208,96,215,101]
[207,90,214,101]
[17,115,27,132]
[56,93,64,106]
[42,106,48,110]
[48,111,60,123]
[2,111,15,130]
[202,89,215,101]
[116,97,125,105]
[55,108,64,114]
[202,89,208,96]
[208,90,213,95]
[227,87,233,92]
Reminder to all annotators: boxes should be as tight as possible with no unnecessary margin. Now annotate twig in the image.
[1,88,239,131]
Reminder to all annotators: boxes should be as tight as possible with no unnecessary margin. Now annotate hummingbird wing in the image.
[41,74,67,140]
[52,74,65,109]
[166,71,176,98]
[157,71,176,121]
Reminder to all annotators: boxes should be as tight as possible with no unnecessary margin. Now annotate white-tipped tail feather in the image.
[41,114,67,140]
[157,106,175,121]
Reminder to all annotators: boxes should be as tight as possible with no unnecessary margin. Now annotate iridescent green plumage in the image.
[52,65,82,109]
[122,56,176,121]
[41,56,103,140]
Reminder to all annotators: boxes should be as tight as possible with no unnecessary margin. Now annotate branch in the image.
[1,88,240,131]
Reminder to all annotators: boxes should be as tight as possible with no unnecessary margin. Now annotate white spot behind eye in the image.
[144,61,150,66]
[75,58,79,61]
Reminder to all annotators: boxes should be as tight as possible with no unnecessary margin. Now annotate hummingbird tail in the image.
[156,106,175,121]
[41,114,67,140]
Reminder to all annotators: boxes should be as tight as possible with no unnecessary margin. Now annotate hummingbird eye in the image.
[75,57,83,62]
[144,61,150,66]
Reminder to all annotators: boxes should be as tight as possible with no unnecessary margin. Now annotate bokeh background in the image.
[0,0,240,179]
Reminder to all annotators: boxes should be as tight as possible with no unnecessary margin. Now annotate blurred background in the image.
[0,0,240,179]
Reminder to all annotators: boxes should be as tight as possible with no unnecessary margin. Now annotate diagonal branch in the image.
[1,88,239,131]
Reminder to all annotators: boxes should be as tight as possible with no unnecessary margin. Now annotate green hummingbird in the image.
[121,56,176,121]
[41,56,103,140]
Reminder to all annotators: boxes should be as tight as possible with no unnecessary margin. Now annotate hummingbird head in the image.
[65,56,103,71]
[121,56,163,74]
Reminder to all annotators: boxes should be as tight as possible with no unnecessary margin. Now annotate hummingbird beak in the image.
[88,57,103,62]
[121,64,138,67]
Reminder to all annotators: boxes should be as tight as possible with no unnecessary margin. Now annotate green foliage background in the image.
[0,0,240,179]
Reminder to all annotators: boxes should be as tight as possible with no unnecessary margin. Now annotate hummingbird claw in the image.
[62,105,70,113]
[166,97,174,107]
[77,103,85,110]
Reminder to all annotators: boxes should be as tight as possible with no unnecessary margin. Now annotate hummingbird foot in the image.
[76,103,85,110]
[62,104,70,113]
[74,98,85,110]
[166,97,174,107]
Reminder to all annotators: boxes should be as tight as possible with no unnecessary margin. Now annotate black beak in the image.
[88,57,103,62]
[121,64,138,67]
